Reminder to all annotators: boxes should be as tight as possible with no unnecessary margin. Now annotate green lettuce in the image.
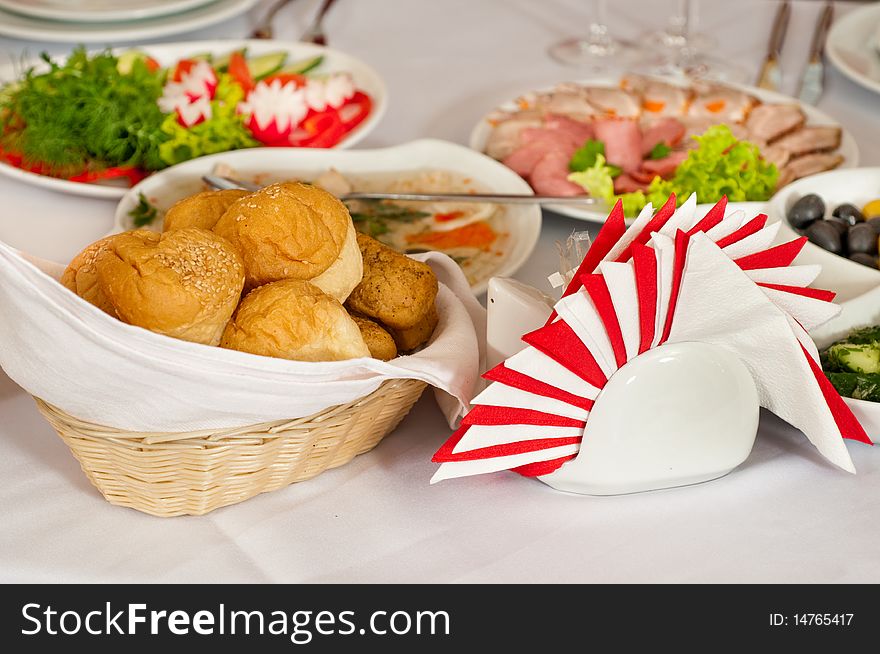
[644,124,777,207]
[566,124,780,216]
[156,73,257,166]
[567,154,647,217]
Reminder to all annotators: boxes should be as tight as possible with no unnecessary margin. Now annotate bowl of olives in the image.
[768,167,880,305]
[787,194,880,268]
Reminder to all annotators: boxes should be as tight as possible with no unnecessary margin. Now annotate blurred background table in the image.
[1,0,879,582]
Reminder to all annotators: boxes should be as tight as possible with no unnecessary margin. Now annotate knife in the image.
[756,0,791,91]
[798,2,834,105]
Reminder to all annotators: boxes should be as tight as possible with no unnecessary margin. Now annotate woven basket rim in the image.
[34,377,427,445]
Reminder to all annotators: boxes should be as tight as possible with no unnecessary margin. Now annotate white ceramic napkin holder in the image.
[486,278,760,495]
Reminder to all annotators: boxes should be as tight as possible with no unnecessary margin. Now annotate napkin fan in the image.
[432,195,872,494]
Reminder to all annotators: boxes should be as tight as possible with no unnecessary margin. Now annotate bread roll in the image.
[61,233,131,316]
[387,303,438,352]
[309,219,363,302]
[346,233,438,330]
[163,189,250,232]
[212,182,354,291]
[95,227,245,346]
[351,315,397,361]
[220,279,369,362]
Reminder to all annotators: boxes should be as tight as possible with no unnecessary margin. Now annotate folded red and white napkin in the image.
[433,194,872,483]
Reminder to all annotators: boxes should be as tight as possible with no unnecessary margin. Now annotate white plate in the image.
[826,3,880,97]
[0,0,256,42]
[0,0,218,23]
[0,39,387,200]
[113,139,542,295]
[469,79,859,223]
[767,167,880,444]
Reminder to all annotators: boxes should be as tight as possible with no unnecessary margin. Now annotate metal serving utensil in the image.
[202,175,604,206]
[756,0,791,91]
[797,1,834,105]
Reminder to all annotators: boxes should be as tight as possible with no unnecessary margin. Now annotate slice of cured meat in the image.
[530,150,585,196]
[593,118,643,173]
[771,126,842,158]
[641,117,686,154]
[777,153,845,187]
[745,104,805,143]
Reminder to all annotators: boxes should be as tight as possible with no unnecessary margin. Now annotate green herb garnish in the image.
[0,48,168,176]
[347,200,429,238]
[128,192,159,227]
[649,143,672,160]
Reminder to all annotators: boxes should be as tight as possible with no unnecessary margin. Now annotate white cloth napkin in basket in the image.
[0,239,486,432]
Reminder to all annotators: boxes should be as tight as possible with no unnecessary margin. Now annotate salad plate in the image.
[0,40,387,200]
[469,78,858,223]
[0,0,220,23]
[826,2,880,97]
[0,0,256,43]
[113,139,542,295]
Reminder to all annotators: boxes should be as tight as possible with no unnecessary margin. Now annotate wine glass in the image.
[548,0,641,72]
[637,0,748,82]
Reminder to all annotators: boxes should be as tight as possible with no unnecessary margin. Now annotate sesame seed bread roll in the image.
[386,303,438,352]
[346,233,438,330]
[95,227,245,346]
[351,314,398,361]
[220,280,369,362]
[61,233,131,316]
[163,189,251,232]
[212,182,357,292]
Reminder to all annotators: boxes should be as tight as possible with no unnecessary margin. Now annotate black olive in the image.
[832,203,864,226]
[848,224,878,255]
[805,220,843,254]
[867,217,880,235]
[787,194,825,230]
[825,218,849,237]
[849,253,879,269]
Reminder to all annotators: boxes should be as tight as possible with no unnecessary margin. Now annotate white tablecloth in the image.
[2,0,880,583]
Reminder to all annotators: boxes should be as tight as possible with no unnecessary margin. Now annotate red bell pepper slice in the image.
[67,166,148,186]
[172,59,196,82]
[294,108,345,148]
[228,51,254,94]
[337,91,372,133]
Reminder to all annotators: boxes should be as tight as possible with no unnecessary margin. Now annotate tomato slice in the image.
[145,56,161,73]
[228,51,255,93]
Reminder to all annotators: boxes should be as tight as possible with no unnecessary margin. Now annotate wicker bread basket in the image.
[35,378,426,517]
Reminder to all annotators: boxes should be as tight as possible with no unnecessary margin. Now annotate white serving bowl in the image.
[114,139,542,295]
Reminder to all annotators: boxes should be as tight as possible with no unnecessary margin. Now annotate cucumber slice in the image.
[188,52,213,63]
[116,50,151,75]
[212,49,243,72]
[827,342,880,374]
[247,51,288,80]
[278,55,324,75]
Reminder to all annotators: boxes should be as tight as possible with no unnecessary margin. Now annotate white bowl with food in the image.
[0,39,387,199]
[469,75,857,222]
[767,168,880,444]
[113,139,541,295]
[768,167,880,315]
